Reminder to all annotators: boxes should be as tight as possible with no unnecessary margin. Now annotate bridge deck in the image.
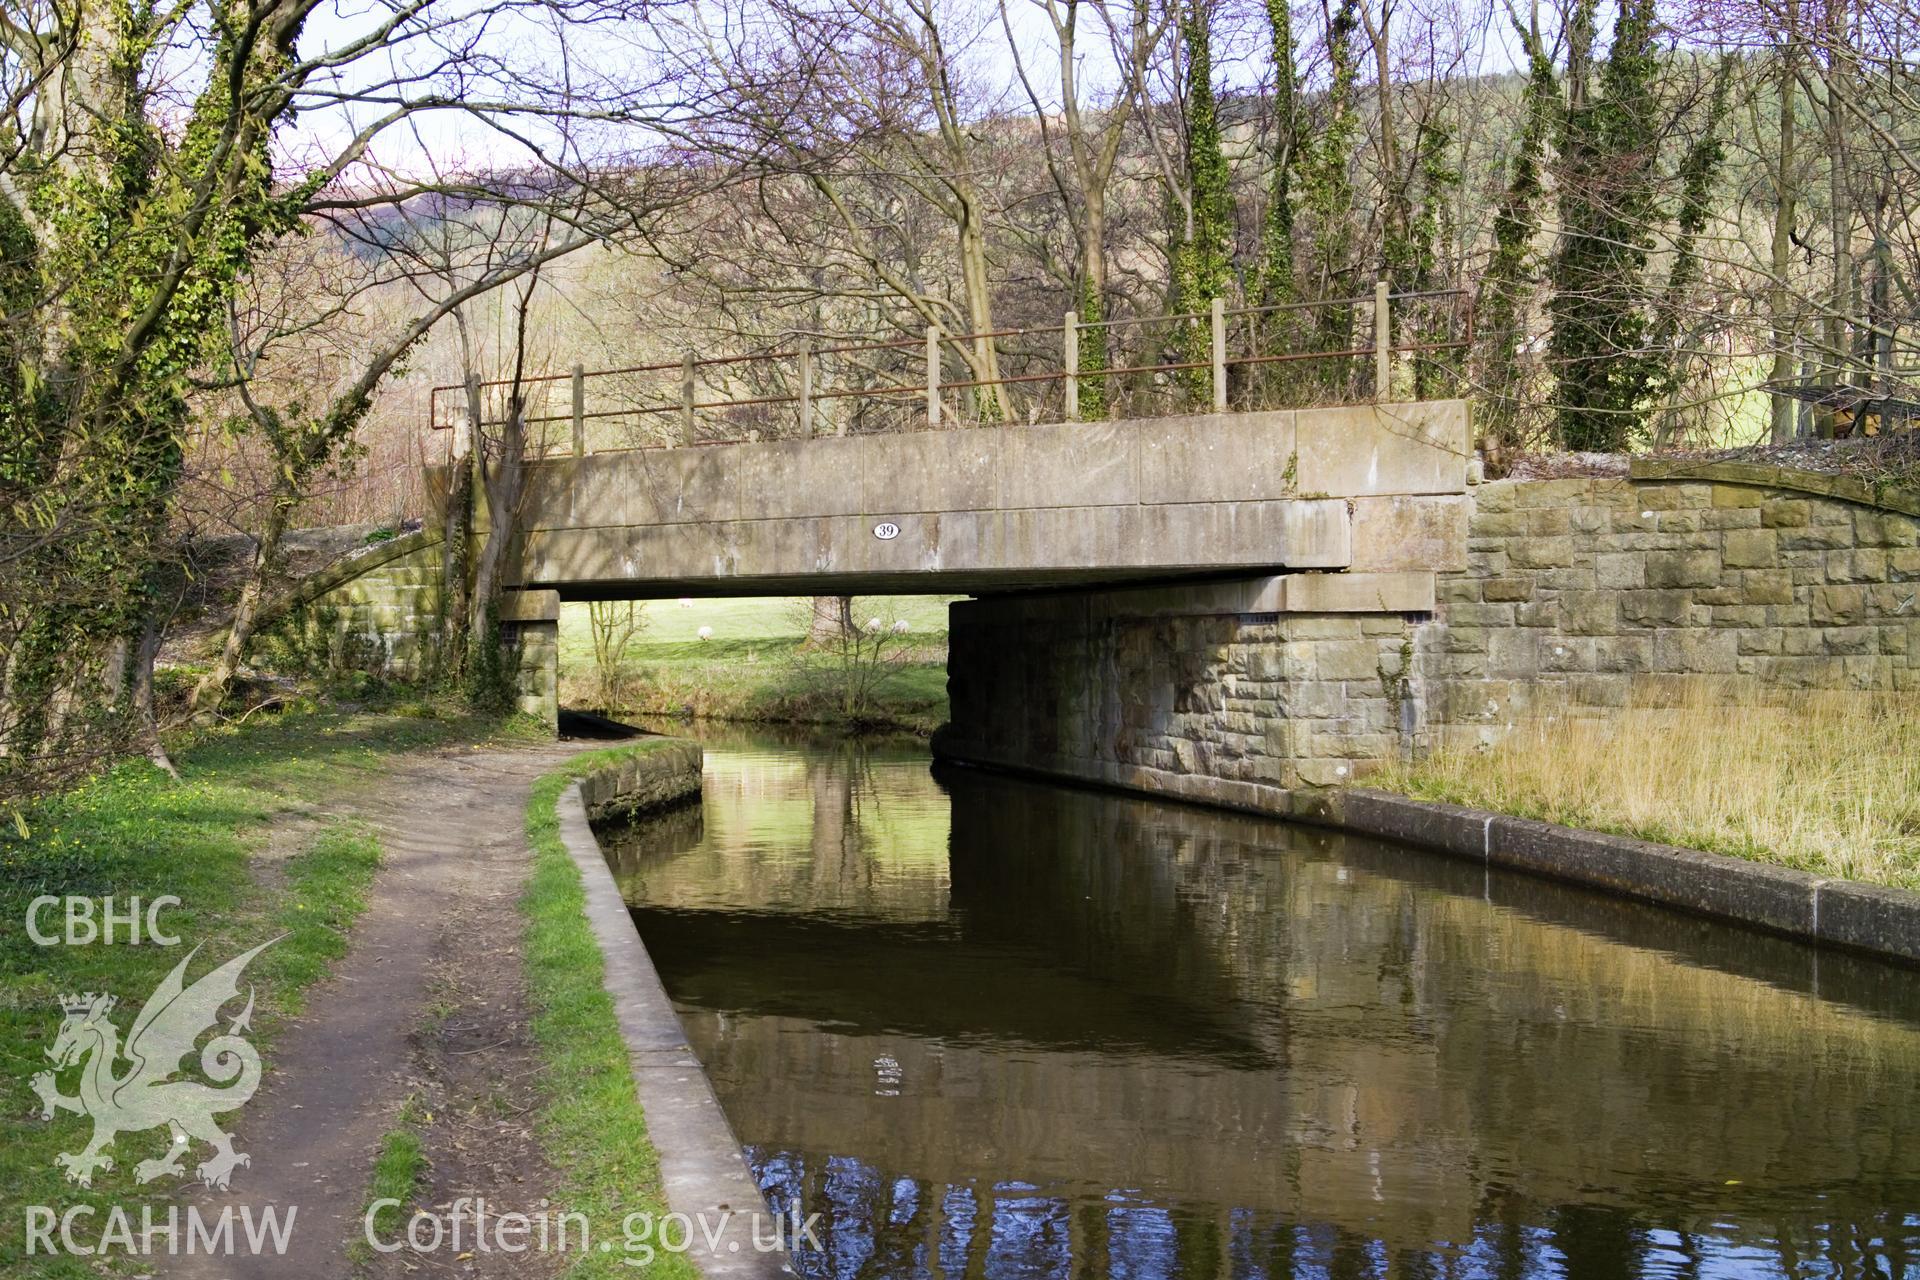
[498,402,1469,598]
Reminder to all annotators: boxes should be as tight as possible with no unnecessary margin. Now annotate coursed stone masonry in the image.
[260,529,561,729]
[1426,463,1920,750]
[258,529,447,680]
[940,596,1422,804]
[937,461,1920,807]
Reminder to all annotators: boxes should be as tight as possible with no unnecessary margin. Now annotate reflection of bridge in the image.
[615,751,1920,1271]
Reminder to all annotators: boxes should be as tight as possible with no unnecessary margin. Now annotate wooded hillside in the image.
[6,0,1916,792]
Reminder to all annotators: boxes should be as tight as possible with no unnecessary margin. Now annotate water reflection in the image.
[596,735,1920,1279]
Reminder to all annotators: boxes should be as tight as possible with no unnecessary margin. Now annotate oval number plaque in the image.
[872,521,901,541]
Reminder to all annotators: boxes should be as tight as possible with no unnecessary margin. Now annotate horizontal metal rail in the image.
[429,285,1471,450]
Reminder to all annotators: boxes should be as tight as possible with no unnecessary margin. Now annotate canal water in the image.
[595,731,1920,1279]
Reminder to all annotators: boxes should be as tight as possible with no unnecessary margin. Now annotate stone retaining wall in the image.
[257,529,447,679]
[576,739,704,822]
[941,597,1420,800]
[938,461,1920,806]
[1426,462,1920,750]
[256,528,561,728]
[498,590,561,729]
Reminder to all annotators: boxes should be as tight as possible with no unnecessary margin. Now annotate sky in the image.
[272,0,1539,180]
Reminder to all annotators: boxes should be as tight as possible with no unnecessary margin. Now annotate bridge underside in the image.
[500,403,1469,600]
[545,565,1258,600]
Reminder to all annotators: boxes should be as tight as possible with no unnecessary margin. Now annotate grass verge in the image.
[1374,684,1920,890]
[0,703,535,1275]
[522,743,699,1280]
[350,1097,430,1264]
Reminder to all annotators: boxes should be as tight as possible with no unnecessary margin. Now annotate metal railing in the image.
[428,283,1470,457]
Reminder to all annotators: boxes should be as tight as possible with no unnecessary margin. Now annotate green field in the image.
[556,595,958,733]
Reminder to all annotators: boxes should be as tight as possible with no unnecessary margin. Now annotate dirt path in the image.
[162,740,587,1280]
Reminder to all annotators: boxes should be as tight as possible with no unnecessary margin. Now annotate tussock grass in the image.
[522,745,698,1280]
[1378,684,1920,890]
[356,1096,429,1253]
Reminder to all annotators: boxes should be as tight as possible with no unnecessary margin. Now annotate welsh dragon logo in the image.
[32,939,278,1189]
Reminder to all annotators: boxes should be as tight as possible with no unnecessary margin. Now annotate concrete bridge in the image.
[284,395,1919,802]
[498,401,1470,599]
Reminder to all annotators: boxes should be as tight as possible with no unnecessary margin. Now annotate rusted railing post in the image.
[1374,278,1391,401]
[680,350,696,445]
[1210,296,1227,412]
[797,342,813,438]
[926,326,941,427]
[571,363,585,457]
[1063,309,1079,422]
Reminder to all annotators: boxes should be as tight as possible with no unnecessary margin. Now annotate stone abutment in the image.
[934,461,1920,812]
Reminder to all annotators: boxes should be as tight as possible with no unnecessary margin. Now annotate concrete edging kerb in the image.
[554,770,790,1277]
[1312,788,1920,966]
[933,737,1920,966]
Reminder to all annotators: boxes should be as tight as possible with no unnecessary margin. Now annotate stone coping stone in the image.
[1324,788,1920,966]
[1628,457,1920,519]
[1486,813,1818,936]
[1817,878,1920,960]
[577,739,703,821]
[555,746,788,1277]
[498,587,561,623]
[1332,788,1491,861]
[259,527,444,624]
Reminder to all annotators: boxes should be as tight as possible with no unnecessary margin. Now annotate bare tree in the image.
[1000,0,1172,416]
[194,188,620,711]
[0,0,741,790]
[587,600,649,710]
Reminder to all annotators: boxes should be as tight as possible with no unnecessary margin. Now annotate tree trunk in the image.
[439,426,475,675]
[193,485,295,714]
[1819,7,1852,438]
[1366,1,1405,287]
[1078,191,1111,419]
[1768,15,1801,444]
[807,596,854,647]
[468,408,526,645]
[1257,0,1298,311]
[132,611,178,779]
[955,190,1008,421]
